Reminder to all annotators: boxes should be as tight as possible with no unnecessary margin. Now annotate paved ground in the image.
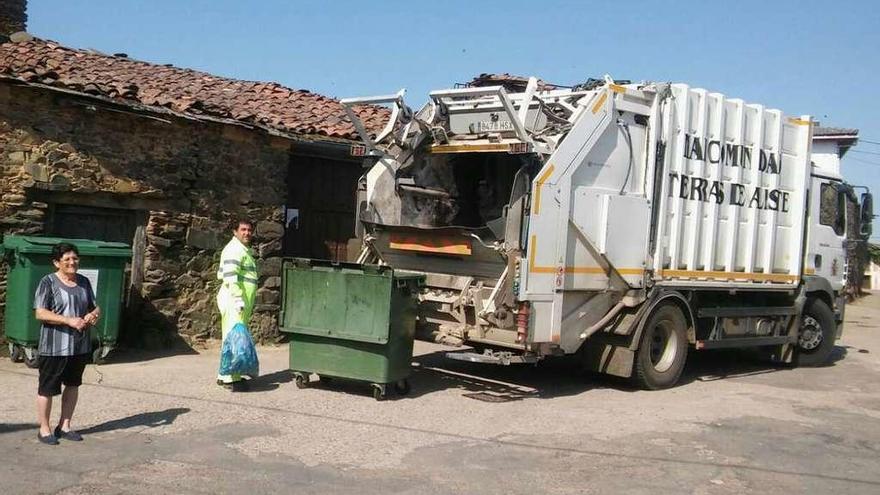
[1,295,879,494]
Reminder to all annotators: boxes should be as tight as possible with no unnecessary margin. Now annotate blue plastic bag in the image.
[219,322,260,378]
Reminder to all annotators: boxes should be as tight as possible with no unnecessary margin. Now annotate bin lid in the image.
[1,235,132,257]
[282,258,396,344]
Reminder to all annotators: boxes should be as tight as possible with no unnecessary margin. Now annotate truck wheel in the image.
[796,298,836,367]
[634,303,688,390]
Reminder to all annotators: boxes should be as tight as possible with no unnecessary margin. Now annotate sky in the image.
[25,0,880,239]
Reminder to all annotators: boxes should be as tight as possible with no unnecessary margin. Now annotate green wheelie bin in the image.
[1,235,132,367]
[280,258,424,400]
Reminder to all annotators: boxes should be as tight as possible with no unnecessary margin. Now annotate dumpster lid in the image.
[282,258,415,344]
[1,235,132,257]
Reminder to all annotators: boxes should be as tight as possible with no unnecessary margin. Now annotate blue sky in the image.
[26,0,880,239]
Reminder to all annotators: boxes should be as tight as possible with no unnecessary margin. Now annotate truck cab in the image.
[805,165,873,337]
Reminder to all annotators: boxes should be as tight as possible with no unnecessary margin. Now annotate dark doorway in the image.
[284,155,362,261]
[46,204,138,243]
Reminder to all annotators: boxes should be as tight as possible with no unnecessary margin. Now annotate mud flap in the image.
[581,342,635,378]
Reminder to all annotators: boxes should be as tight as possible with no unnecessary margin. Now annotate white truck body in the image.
[342,77,870,388]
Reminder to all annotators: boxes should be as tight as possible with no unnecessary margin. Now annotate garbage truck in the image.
[339,76,873,389]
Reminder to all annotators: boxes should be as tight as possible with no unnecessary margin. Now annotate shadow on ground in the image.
[296,349,611,402]
[667,344,848,386]
[0,336,199,367]
[78,407,190,435]
[677,349,790,385]
[313,343,852,401]
[103,341,200,365]
[244,369,294,392]
[407,350,606,401]
[0,422,38,434]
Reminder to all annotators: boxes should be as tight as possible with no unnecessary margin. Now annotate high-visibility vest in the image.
[217,236,258,309]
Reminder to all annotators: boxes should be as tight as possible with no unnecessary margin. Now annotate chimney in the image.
[0,0,27,38]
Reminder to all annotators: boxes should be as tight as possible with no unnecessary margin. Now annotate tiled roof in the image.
[814,126,859,137]
[0,36,388,141]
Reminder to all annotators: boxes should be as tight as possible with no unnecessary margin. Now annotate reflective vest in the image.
[217,236,258,311]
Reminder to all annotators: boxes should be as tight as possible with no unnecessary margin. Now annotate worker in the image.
[216,219,259,391]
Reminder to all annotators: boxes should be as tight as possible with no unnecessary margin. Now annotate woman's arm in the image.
[35,308,86,331]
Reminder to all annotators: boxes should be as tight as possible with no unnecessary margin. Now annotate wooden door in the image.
[284,155,361,261]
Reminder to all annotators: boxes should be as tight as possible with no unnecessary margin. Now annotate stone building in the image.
[0,5,385,347]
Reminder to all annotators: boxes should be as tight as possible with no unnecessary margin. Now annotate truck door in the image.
[807,176,847,291]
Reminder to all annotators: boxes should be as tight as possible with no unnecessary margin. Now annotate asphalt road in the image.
[1,295,879,494]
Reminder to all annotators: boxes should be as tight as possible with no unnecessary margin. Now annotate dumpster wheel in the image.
[23,349,39,369]
[294,373,310,389]
[92,346,111,365]
[394,379,410,396]
[372,383,386,401]
[8,342,23,363]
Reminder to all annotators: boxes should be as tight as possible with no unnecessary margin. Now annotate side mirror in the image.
[860,192,874,237]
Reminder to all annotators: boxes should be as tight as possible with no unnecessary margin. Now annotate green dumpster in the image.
[1,235,132,367]
[280,258,423,400]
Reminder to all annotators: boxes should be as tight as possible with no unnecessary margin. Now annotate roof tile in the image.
[0,37,387,141]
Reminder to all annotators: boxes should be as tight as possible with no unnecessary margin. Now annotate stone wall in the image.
[0,82,291,347]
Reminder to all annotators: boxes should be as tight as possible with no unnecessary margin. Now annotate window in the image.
[819,183,846,236]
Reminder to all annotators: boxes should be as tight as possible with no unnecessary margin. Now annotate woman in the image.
[33,242,101,445]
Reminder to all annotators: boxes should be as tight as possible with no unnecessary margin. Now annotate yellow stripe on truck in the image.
[528,236,550,272]
[532,164,555,215]
[659,269,798,283]
[591,92,608,114]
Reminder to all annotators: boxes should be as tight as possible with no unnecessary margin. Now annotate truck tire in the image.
[634,303,688,390]
[796,298,836,367]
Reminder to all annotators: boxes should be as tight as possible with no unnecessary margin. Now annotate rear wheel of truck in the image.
[796,298,836,367]
[634,303,688,390]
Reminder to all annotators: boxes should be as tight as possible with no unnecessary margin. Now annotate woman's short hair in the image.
[51,242,79,262]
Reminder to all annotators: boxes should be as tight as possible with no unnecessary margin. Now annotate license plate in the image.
[473,120,514,133]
